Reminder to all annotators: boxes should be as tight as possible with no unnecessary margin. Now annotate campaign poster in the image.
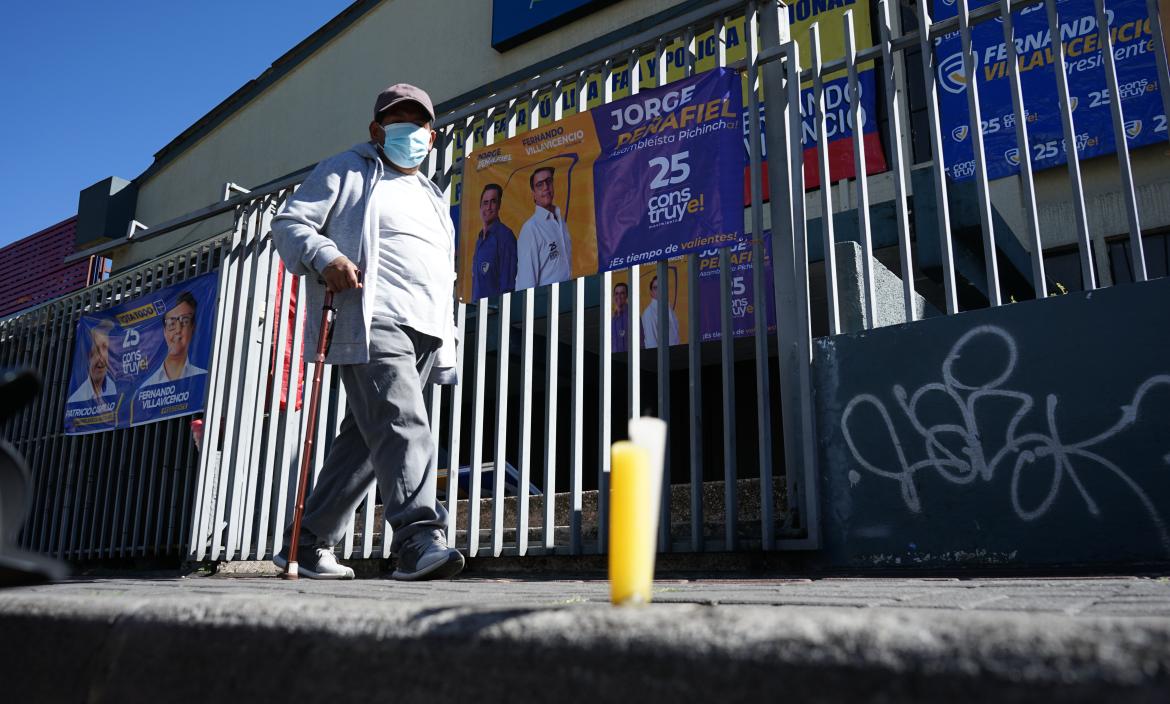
[935,0,1168,181]
[63,272,219,435]
[458,69,744,302]
[609,256,692,351]
[608,234,777,351]
[695,234,777,342]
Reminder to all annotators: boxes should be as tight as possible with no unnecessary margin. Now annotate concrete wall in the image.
[113,0,688,268]
[813,276,1170,569]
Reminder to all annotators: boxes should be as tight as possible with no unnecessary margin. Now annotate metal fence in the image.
[0,239,224,559]
[4,0,1168,564]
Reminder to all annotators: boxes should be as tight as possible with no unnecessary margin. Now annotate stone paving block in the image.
[889,591,1011,611]
[972,596,1100,614]
[1081,603,1170,617]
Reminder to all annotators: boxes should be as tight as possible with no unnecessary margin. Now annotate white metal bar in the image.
[915,0,960,314]
[1043,0,1097,290]
[746,1,775,550]
[811,24,841,334]
[1094,0,1146,280]
[491,101,513,558]
[517,286,535,555]
[570,276,585,554]
[598,266,613,554]
[492,288,512,556]
[956,0,1002,306]
[628,50,642,421]
[515,92,538,556]
[650,37,673,553]
[844,9,877,325]
[998,0,1046,299]
[468,296,489,556]
[717,245,737,551]
[445,301,468,547]
[877,0,917,320]
[542,279,560,550]
[681,24,704,553]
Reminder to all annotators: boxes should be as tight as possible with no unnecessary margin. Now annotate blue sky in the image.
[0,0,354,249]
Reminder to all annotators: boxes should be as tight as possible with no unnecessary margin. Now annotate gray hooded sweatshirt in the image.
[270,141,458,384]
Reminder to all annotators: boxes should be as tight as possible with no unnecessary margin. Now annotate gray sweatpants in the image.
[287,317,446,555]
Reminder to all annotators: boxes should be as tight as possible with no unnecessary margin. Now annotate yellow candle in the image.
[609,441,654,605]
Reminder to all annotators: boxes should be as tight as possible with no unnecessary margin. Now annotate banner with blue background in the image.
[935,0,1167,181]
[63,272,219,435]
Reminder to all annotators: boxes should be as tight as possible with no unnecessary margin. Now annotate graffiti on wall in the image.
[839,325,1170,554]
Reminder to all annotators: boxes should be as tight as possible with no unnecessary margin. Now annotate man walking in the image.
[515,166,572,290]
[270,83,462,581]
[471,183,517,299]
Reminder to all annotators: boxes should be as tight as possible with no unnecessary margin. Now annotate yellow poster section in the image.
[610,255,692,347]
[456,105,602,302]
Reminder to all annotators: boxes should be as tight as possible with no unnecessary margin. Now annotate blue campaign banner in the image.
[934,0,1167,181]
[491,0,617,51]
[63,272,219,435]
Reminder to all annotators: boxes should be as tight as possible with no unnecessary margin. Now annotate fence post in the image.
[760,1,820,549]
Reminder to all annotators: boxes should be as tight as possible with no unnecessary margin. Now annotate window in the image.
[1108,230,1170,285]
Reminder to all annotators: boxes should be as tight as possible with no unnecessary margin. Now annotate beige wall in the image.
[116,0,689,267]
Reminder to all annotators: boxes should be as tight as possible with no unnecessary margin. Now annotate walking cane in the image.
[282,283,339,579]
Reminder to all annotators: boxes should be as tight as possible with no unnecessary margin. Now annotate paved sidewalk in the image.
[2,572,1169,702]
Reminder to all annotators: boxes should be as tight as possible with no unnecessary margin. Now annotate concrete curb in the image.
[3,591,1169,703]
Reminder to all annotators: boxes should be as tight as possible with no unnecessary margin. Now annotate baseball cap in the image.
[374,83,435,122]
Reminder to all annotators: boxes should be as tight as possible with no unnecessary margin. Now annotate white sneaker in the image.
[273,546,355,580]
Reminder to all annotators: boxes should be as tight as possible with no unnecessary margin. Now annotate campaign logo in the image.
[938,53,969,95]
[951,125,969,142]
[1004,148,1020,167]
[949,159,977,179]
[1125,120,1143,139]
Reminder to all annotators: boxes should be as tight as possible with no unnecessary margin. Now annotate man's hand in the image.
[321,255,363,293]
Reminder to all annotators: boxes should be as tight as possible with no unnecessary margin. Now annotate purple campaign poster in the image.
[696,234,777,341]
[593,68,745,271]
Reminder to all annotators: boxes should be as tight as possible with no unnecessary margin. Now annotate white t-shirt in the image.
[373,170,454,339]
[67,375,117,403]
[515,205,572,290]
[641,298,680,349]
[140,359,207,388]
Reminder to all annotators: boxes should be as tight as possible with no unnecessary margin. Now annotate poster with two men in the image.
[63,272,218,435]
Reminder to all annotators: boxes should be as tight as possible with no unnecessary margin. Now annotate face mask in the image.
[381,122,431,168]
